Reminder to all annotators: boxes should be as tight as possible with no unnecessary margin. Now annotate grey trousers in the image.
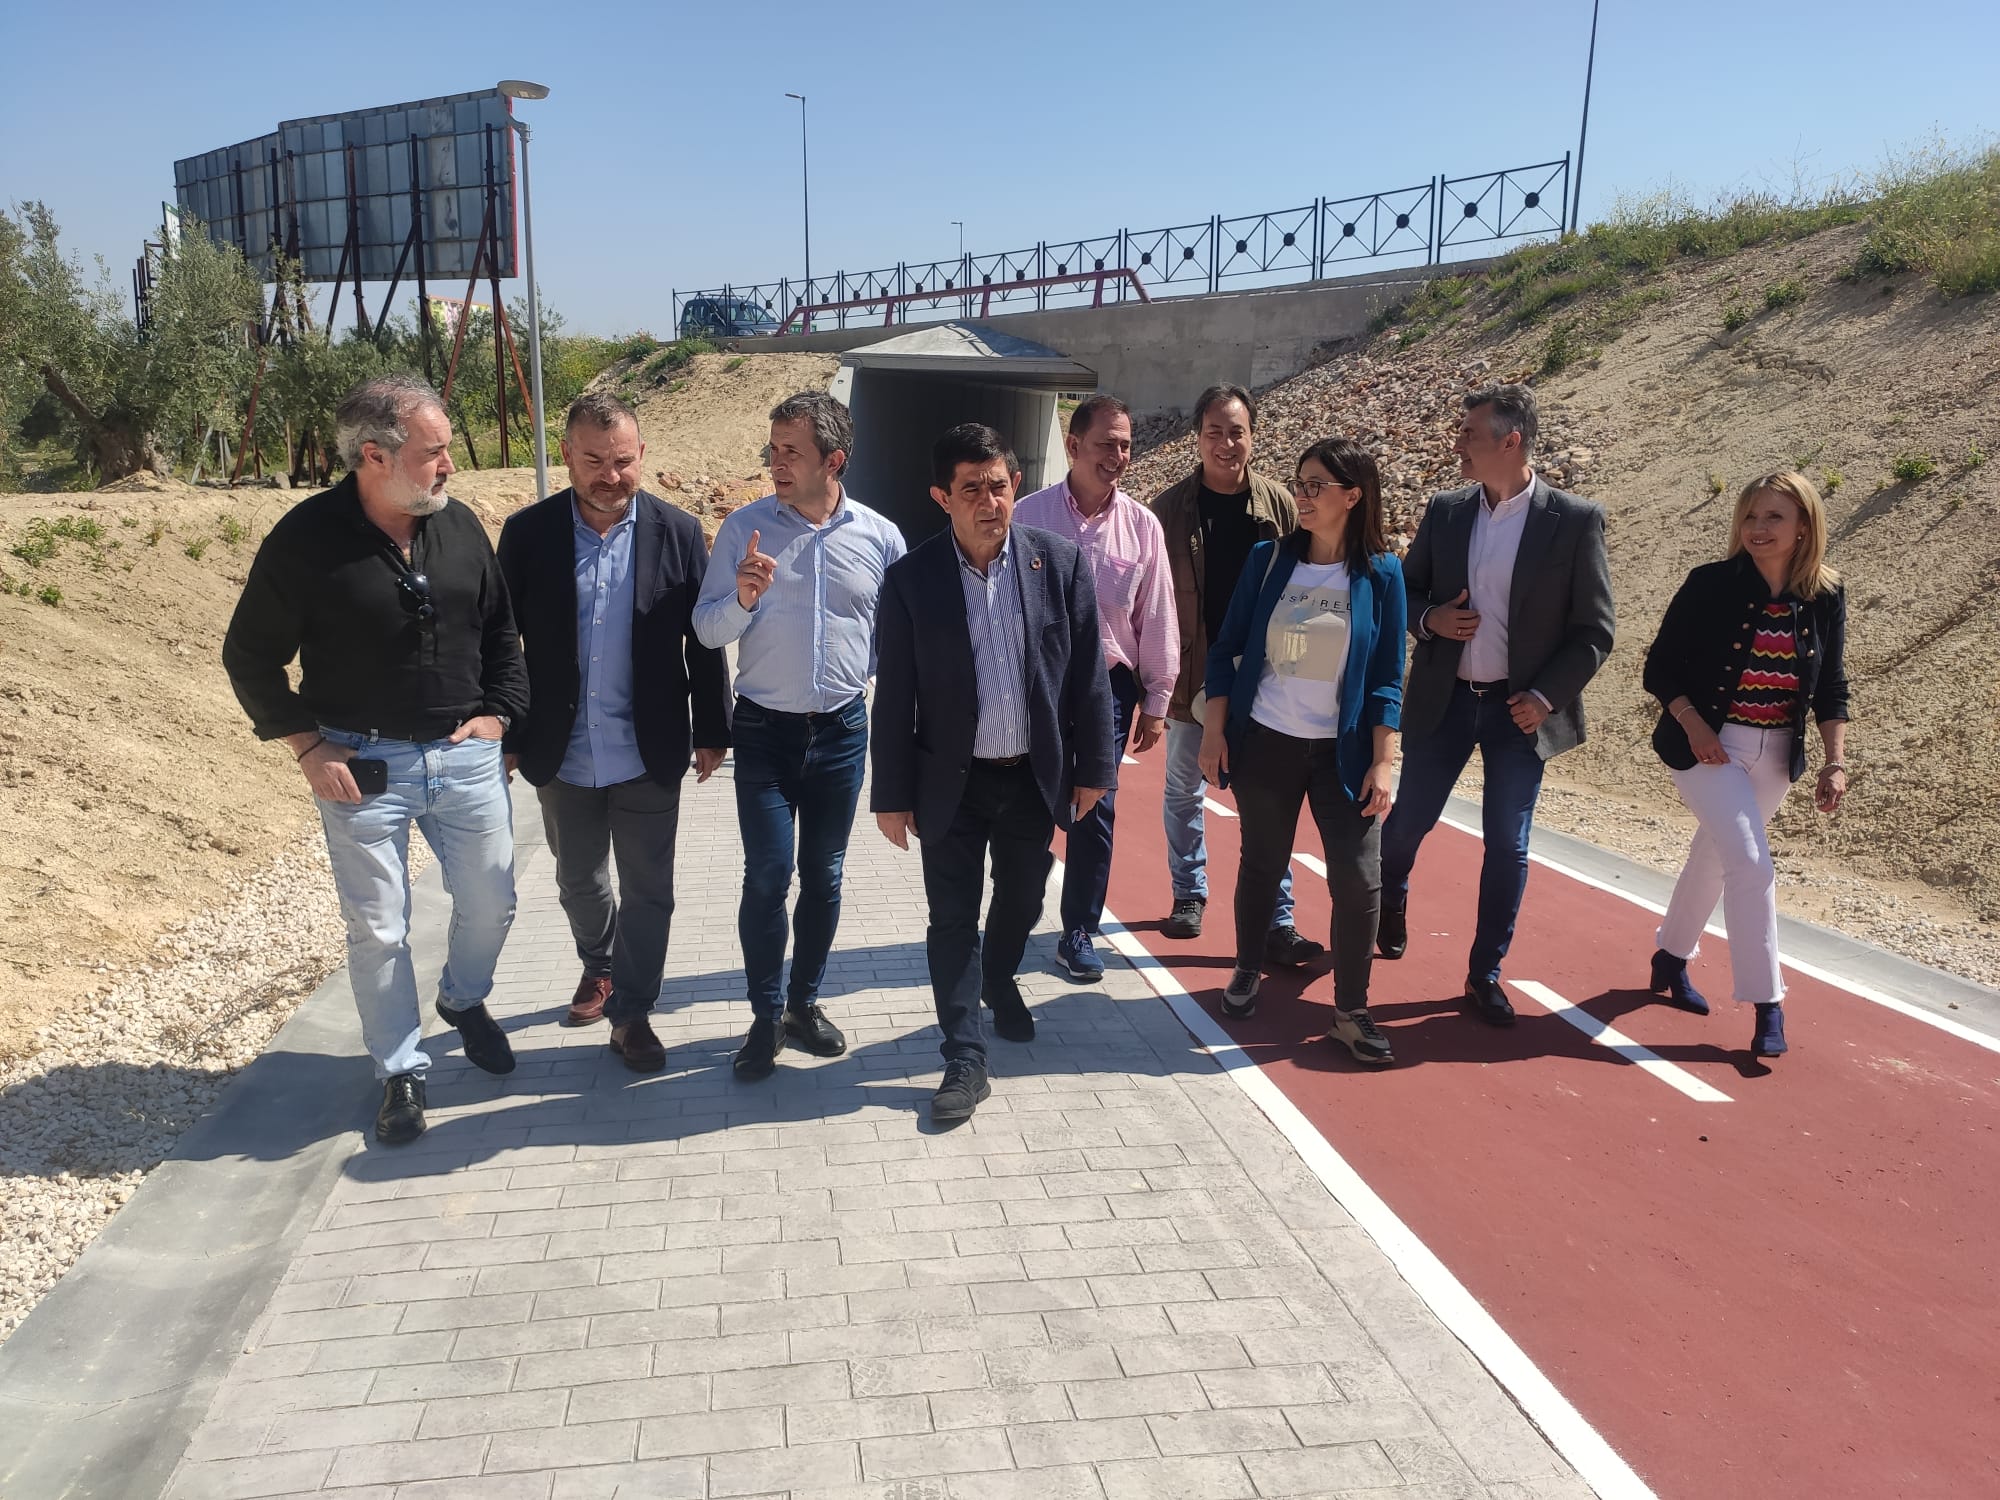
[536,773,683,1026]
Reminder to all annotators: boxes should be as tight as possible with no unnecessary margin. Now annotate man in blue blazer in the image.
[497,393,731,1072]
[872,424,1117,1121]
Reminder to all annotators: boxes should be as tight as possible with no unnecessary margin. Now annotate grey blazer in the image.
[1399,477,1615,760]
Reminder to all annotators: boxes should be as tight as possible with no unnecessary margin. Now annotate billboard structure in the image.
[169,87,536,469]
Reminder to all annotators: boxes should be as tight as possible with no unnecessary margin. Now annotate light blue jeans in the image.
[315,728,516,1079]
[1162,717,1295,926]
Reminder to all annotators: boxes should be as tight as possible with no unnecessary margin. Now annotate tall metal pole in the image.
[953,220,963,261]
[1570,0,1600,236]
[786,92,811,331]
[514,119,549,500]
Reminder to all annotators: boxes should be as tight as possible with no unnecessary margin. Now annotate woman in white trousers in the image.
[1640,472,1850,1057]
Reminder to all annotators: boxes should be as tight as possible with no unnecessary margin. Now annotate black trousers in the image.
[919,760,1056,1064]
[536,773,683,1027]
[1231,722,1381,1009]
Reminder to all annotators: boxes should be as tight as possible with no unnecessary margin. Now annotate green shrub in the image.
[1857,144,2000,297]
[184,538,210,561]
[1967,442,1987,470]
[1822,468,1844,494]
[217,513,250,545]
[37,584,62,607]
[1891,453,1936,482]
[724,355,748,373]
[1763,279,1807,310]
[1706,472,1726,497]
[640,337,716,382]
[1721,305,1751,332]
[1540,319,1579,374]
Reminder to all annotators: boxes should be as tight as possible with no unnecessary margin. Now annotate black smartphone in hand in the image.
[349,757,389,796]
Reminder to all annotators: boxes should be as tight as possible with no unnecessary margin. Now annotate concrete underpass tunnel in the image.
[834,323,1097,545]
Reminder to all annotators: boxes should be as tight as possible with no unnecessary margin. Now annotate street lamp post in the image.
[1570,0,1600,237]
[952,220,965,315]
[499,78,551,501]
[784,92,811,331]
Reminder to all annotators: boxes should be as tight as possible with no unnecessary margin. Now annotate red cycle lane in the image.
[1076,749,2000,1500]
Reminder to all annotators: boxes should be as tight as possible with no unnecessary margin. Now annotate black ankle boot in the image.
[1751,1003,1788,1057]
[1648,949,1710,1016]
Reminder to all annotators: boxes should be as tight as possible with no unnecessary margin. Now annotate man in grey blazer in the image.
[1376,384,1615,1025]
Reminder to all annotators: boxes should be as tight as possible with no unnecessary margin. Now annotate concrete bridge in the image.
[758,260,1492,420]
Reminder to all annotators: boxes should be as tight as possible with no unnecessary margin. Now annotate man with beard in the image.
[224,373,528,1144]
[497,392,731,1073]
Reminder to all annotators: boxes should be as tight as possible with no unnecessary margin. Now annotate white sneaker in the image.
[1221,967,1260,1019]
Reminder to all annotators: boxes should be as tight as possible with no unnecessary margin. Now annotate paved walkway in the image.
[150,762,1588,1500]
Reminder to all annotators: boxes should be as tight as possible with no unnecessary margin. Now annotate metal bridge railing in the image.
[673,155,1568,336]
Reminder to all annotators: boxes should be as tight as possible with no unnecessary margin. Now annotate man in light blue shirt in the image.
[956,533,1030,758]
[695,391,906,1080]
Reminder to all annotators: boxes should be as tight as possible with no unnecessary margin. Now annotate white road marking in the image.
[1202,797,1237,818]
[1093,900,1658,1500]
[1433,811,2000,1058]
[1121,754,1140,765]
[1293,851,1327,878]
[1508,980,1733,1103]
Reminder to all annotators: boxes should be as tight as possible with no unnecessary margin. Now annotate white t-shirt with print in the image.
[1249,562,1351,740]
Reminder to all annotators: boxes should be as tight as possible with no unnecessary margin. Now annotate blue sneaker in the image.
[1056,928,1105,982]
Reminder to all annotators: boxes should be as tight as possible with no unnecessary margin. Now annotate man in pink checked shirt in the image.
[1015,394,1180,982]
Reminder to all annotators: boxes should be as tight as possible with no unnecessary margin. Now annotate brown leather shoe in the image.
[564,975,612,1027]
[609,1015,666,1073]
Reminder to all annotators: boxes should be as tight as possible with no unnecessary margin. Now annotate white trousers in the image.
[1656,724,1794,1005]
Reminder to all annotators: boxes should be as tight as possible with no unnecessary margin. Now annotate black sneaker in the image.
[1162,897,1206,939]
[931,1059,991,1122]
[1376,901,1408,960]
[1265,924,1325,968]
[375,1073,427,1144]
[783,1002,848,1057]
[1330,1008,1395,1067]
[1221,967,1260,1020]
[733,1014,786,1080]
[434,1000,516,1075]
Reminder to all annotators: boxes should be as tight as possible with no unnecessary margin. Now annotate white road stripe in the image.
[1508,980,1733,1103]
[1293,851,1327,878]
[1434,811,2000,1058]
[1202,797,1237,818]
[1121,754,1140,765]
[1093,903,1658,1500]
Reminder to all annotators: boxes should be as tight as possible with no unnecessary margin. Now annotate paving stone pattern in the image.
[163,763,1592,1500]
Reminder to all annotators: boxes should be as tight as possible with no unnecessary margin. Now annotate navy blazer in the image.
[871,524,1118,842]
[1204,538,1405,802]
[1400,477,1615,760]
[496,489,731,788]
[1643,552,1849,782]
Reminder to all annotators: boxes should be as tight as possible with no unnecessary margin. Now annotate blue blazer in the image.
[1204,539,1406,800]
[871,524,1118,842]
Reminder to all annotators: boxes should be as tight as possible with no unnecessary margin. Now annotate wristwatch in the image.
[494,714,512,733]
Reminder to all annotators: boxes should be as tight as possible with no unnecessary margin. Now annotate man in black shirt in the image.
[1148,385,1318,963]
[224,374,530,1144]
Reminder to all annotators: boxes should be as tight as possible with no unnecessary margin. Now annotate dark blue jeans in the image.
[731,695,868,1016]
[1380,681,1547,983]
[1059,664,1139,936]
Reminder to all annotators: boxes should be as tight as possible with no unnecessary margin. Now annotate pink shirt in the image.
[1015,476,1181,717]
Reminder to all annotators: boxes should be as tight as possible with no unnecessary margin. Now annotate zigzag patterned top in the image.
[1725,601,1802,727]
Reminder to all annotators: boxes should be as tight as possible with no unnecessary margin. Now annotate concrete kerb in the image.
[0,784,551,1500]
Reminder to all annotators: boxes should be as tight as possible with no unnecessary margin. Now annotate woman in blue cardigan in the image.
[1198,438,1405,1065]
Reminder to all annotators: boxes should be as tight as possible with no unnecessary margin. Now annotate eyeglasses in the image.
[395,570,436,627]
[1290,478,1351,499]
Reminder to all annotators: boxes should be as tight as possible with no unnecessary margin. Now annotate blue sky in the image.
[3,0,1994,336]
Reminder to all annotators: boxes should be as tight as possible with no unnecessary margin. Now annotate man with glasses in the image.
[497,392,731,1074]
[224,373,528,1145]
[696,391,906,1081]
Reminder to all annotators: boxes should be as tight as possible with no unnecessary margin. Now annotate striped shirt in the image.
[1725,602,1801,727]
[1014,477,1180,717]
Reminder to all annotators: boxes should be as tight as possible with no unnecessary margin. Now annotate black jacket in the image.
[870,524,1117,842]
[1643,552,1849,782]
[496,489,730,788]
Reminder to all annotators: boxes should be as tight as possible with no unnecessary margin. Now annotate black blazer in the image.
[1643,552,1848,782]
[1401,478,1616,760]
[871,524,1118,842]
[496,489,730,787]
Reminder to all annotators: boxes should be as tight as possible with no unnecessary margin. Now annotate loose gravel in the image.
[0,831,429,1341]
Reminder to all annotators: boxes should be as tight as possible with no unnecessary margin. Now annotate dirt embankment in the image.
[1130,223,2000,981]
[0,350,835,1061]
